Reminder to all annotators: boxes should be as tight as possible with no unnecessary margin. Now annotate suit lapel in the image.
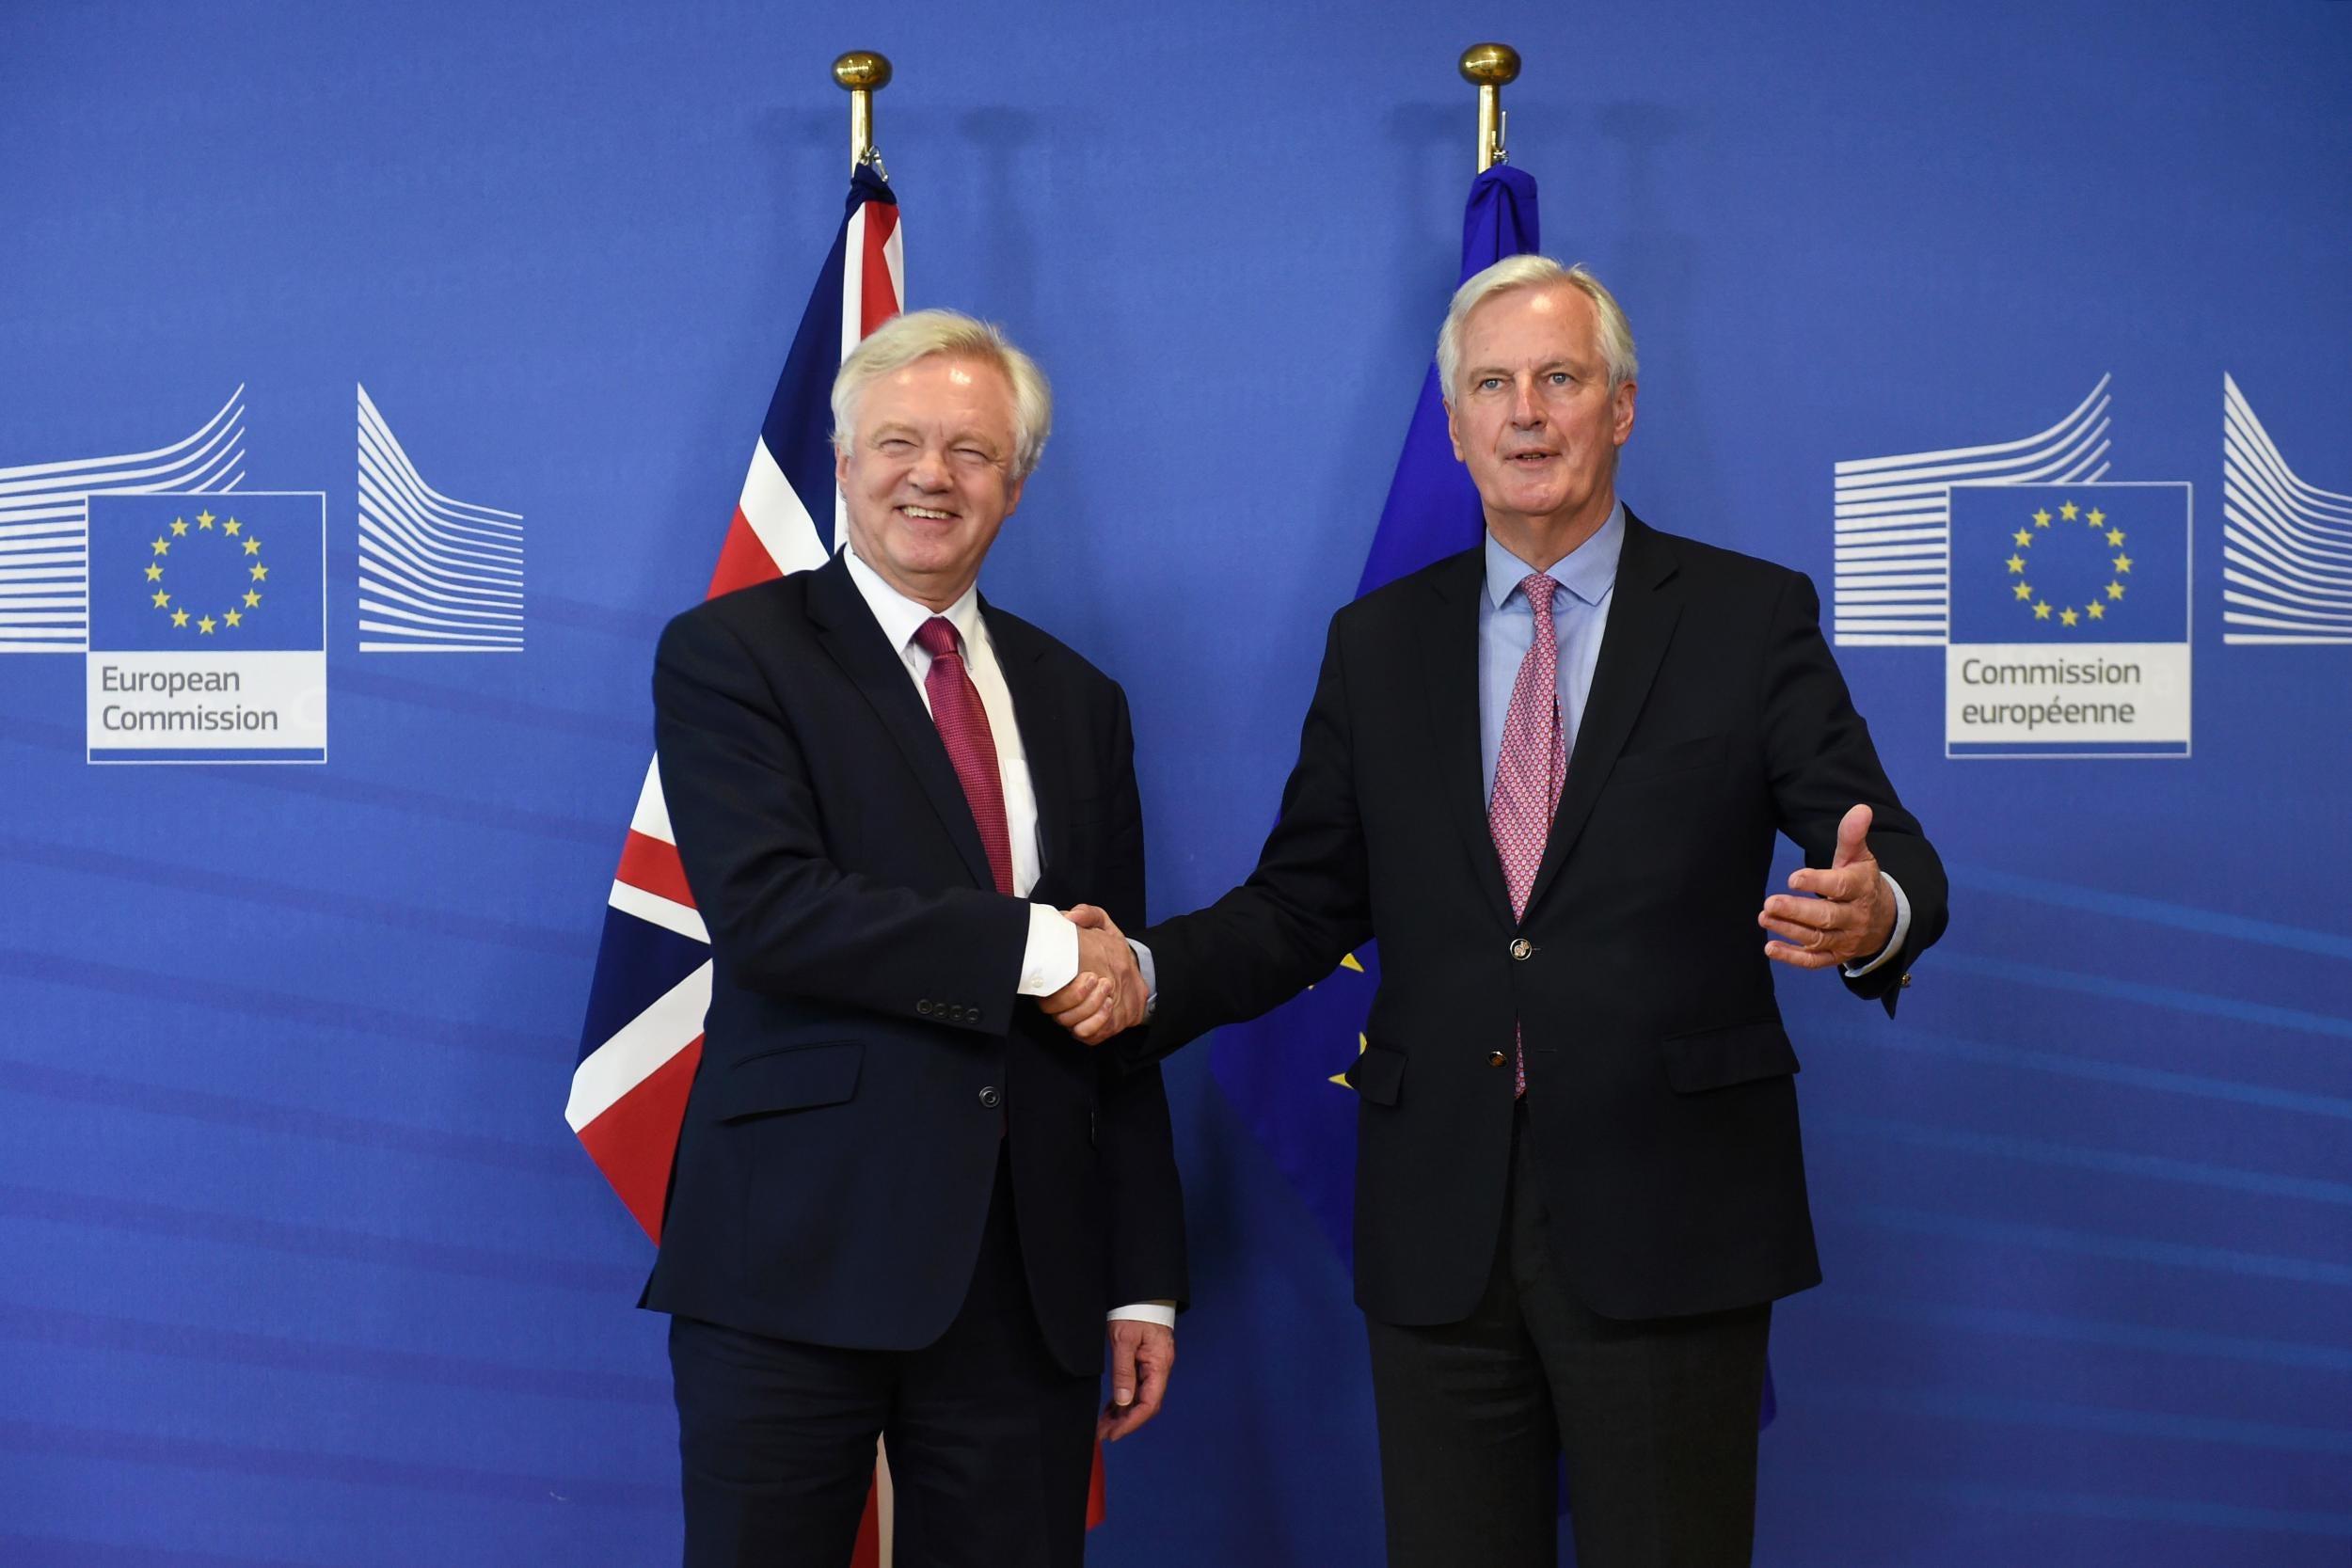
[1522,512,1682,917]
[1419,549,1517,926]
[806,553,996,891]
[982,599,1073,902]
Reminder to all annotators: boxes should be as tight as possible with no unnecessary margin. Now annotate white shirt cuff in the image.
[1842,872,1911,978]
[1107,1302,1177,1328]
[1018,904,1080,996]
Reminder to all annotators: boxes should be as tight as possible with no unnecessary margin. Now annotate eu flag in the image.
[1208,165,1537,1267]
[1947,483,2188,645]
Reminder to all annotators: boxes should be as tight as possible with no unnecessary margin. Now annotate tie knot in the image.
[914,616,961,659]
[1520,572,1562,622]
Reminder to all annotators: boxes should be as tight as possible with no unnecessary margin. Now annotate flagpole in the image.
[834,50,893,170]
[1458,42,1520,172]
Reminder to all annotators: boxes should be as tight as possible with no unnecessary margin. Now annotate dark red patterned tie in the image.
[914,617,1014,895]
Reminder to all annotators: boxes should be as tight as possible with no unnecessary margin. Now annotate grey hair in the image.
[1436,256,1639,400]
[830,308,1054,479]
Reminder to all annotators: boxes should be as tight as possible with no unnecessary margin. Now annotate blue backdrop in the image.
[3,2,2347,1563]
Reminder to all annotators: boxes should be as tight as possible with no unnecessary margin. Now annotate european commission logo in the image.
[84,493,326,763]
[1945,484,2191,757]
[1835,384,2195,759]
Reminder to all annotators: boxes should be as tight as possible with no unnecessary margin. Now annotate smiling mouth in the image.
[898,504,958,521]
[1506,451,1557,466]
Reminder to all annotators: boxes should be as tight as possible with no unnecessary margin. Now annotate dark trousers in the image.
[1366,1108,1772,1568]
[668,1150,1099,1568]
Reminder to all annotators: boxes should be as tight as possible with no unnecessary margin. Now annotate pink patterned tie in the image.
[1488,573,1566,1098]
[915,617,1014,895]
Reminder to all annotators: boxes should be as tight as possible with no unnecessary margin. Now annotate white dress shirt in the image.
[841,546,1174,1331]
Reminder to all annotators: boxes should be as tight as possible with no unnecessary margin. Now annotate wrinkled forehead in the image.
[1464,282,1601,360]
[856,353,1017,430]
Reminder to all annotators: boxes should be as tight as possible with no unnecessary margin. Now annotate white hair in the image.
[830,308,1054,479]
[1436,256,1639,400]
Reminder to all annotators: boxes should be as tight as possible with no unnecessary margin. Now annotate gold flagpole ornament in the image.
[1458,43,1520,172]
[834,50,893,173]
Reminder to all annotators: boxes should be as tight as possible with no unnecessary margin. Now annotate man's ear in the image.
[1611,380,1638,448]
[1444,399,1466,463]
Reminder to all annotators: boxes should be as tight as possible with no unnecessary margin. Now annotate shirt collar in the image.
[842,545,985,656]
[1484,501,1627,610]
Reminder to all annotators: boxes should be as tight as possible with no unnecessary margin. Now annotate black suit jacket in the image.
[1136,513,1946,1327]
[642,551,1187,1375]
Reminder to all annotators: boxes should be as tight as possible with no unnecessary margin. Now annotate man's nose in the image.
[1509,377,1544,427]
[908,445,951,488]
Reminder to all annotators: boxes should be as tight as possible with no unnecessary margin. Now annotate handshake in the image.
[1038,904,1147,1044]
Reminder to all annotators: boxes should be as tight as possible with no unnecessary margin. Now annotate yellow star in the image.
[2113,553,2133,574]
[170,608,189,628]
[2106,528,2125,546]
[196,510,215,528]
[2106,582,2126,601]
[151,590,170,609]
[2059,501,2079,520]
[223,517,242,535]
[144,562,163,582]
[198,615,216,635]
[2059,607,2079,626]
[2034,601,2053,620]
[2013,582,2034,601]
[2032,509,2053,528]
[2013,529,2034,547]
[151,538,170,556]
[1329,1033,1369,1088]
[170,518,189,536]
[243,538,261,555]
[243,590,262,608]
[2007,555,2026,574]
[2088,601,2106,620]
[224,609,242,627]
[249,563,268,581]
[2087,508,2106,528]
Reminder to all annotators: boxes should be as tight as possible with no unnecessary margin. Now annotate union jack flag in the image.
[566,165,903,1236]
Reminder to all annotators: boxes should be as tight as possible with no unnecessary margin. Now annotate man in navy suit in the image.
[645,309,1183,1568]
[1081,258,1947,1567]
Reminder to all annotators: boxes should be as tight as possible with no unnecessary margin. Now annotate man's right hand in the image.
[1038,905,1146,1044]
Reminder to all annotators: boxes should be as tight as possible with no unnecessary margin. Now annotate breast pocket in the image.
[1612,734,1729,784]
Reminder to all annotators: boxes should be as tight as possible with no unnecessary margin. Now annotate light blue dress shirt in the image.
[1479,505,1626,801]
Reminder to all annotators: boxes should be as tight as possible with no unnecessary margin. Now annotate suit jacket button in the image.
[1486,1051,1507,1068]
[1899,973,1914,989]
[978,1085,1002,1109]
[1509,938,1533,961]
[917,1000,935,1017]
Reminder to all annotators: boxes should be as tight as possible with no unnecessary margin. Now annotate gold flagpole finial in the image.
[833,51,894,171]
[1457,43,1520,173]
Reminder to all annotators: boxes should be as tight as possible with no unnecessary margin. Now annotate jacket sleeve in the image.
[1756,570,1949,1016]
[652,605,1030,1035]
[1091,682,1190,1308]
[1134,610,1376,1060]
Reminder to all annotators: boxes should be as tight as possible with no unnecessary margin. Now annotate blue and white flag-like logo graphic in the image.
[1944,483,2191,759]
[2221,373,2352,645]
[1833,378,2112,647]
[84,492,327,764]
[357,384,524,653]
[0,389,247,655]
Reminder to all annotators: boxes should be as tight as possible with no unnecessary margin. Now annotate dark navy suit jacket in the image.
[1135,514,1946,1328]
[643,550,1187,1375]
